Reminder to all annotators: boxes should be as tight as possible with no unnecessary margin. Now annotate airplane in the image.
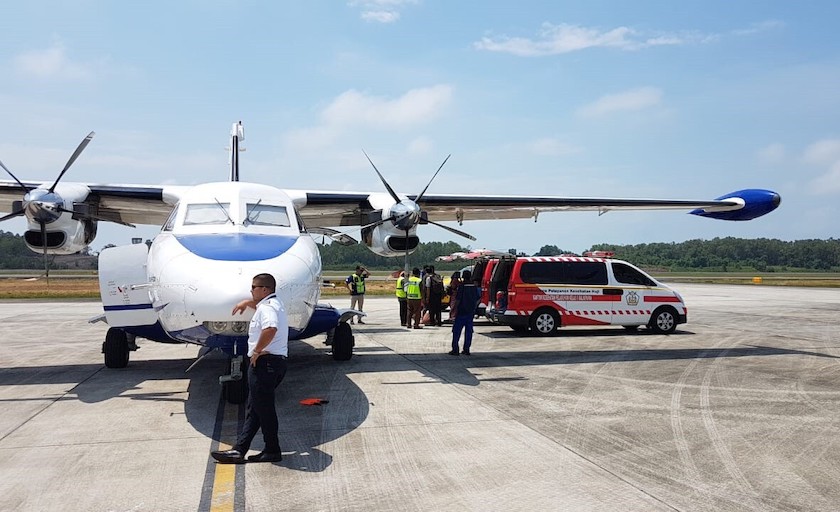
[0,122,782,403]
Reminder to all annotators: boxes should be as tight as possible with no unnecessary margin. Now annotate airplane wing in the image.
[286,189,781,226]
[1,181,189,225]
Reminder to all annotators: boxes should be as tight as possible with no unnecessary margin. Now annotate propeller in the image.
[0,132,111,278]
[361,151,476,276]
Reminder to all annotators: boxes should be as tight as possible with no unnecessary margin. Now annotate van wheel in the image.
[649,307,677,334]
[529,308,559,336]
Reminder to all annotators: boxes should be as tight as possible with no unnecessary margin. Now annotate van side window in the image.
[612,262,656,286]
[520,261,564,283]
[563,261,608,285]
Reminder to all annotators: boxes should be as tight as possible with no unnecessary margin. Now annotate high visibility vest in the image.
[395,276,407,298]
[406,276,422,299]
[352,274,365,294]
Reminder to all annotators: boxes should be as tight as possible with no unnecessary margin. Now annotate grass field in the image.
[2,270,840,299]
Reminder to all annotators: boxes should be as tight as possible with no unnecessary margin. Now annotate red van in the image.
[486,256,687,335]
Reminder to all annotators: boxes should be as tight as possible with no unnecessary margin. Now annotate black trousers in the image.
[235,354,287,453]
[398,297,407,325]
[428,293,443,325]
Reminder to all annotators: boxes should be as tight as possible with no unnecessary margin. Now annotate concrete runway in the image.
[1,284,839,511]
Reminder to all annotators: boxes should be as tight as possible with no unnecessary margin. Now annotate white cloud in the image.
[349,0,418,23]
[361,10,400,23]
[731,20,785,36]
[756,143,786,164]
[576,87,662,118]
[803,139,840,195]
[407,136,434,155]
[321,85,453,128]
[281,85,453,154]
[802,139,840,165]
[474,21,780,57]
[13,42,92,80]
[527,137,582,157]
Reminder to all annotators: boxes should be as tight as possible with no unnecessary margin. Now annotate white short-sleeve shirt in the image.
[247,294,288,357]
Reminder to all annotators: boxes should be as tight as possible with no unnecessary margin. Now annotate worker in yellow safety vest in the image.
[405,267,423,329]
[395,271,407,326]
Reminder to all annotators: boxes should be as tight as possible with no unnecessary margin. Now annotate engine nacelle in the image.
[24,216,96,254]
[361,223,419,257]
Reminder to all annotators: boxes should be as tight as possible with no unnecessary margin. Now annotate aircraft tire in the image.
[649,307,678,334]
[332,323,354,361]
[103,328,130,368]
[529,308,559,337]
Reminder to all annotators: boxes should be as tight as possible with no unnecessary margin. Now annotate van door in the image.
[609,261,658,326]
[488,257,515,311]
[560,261,612,326]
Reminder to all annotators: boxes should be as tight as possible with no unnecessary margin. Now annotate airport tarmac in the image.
[1,283,839,511]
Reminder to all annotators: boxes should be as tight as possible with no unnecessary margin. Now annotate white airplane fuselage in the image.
[103,181,322,348]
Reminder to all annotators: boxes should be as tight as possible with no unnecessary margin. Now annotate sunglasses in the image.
[251,285,267,290]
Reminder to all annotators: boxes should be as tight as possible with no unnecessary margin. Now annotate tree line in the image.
[2,230,839,272]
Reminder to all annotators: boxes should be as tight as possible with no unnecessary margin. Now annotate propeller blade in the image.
[0,159,29,191]
[404,228,411,279]
[426,219,476,241]
[415,154,451,203]
[39,220,49,281]
[50,131,95,192]
[56,206,136,227]
[362,150,402,204]
[0,209,26,222]
[359,215,396,231]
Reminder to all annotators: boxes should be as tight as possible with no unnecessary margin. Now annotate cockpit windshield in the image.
[183,203,232,225]
[246,203,290,227]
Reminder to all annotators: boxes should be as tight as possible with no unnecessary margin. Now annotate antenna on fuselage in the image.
[229,121,245,182]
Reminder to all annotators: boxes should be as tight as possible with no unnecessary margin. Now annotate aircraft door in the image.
[98,244,158,327]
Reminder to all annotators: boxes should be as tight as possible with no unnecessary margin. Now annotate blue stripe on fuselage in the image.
[174,233,298,261]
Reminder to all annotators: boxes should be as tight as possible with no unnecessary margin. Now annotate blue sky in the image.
[1,1,839,255]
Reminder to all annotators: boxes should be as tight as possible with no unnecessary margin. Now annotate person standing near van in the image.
[449,269,481,355]
[346,265,369,324]
[405,267,424,329]
[446,271,462,321]
[395,270,407,326]
[424,265,445,326]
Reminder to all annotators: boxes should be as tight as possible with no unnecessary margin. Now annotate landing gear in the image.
[103,328,130,368]
[220,355,248,404]
[331,322,354,361]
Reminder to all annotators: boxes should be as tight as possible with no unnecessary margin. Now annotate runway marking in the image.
[200,392,246,512]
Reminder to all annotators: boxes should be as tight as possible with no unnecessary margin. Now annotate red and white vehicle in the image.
[486,256,687,335]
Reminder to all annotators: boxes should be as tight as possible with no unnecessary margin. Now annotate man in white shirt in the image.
[211,273,288,464]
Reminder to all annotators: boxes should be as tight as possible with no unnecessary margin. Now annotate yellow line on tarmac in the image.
[210,399,243,512]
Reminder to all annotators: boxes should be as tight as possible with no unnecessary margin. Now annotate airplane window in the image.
[183,203,232,225]
[162,205,179,231]
[246,203,290,227]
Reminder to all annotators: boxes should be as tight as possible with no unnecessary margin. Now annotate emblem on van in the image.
[626,291,640,306]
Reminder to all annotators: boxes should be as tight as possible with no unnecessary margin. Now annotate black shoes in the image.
[211,449,282,463]
[447,350,459,356]
[247,451,283,463]
[462,350,471,356]
[211,449,246,464]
